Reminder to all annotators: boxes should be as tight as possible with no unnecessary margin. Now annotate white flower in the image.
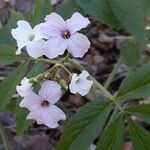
[19,80,66,128]
[51,0,60,5]
[16,77,33,97]
[90,144,96,150]
[11,20,47,58]
[69,70,93,96]
[41,12,91,59]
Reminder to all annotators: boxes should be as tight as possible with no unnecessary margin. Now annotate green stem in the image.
[104,56,123,89]
[0,122,10,150]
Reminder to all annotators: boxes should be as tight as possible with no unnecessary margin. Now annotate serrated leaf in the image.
[57,101,112,150]
[75,0,122,28]
[117,64,150,101]
[107,0,146,47]
[0,45,28,67]
[0,11,24,47]
[127,117,150,150]
[96,115,124,150]
[125,104,150,123]
[135,0,150,39]
[121,42,141,67]
[33,0,52,24]
[56,0,82,19]
[0,64,27,109]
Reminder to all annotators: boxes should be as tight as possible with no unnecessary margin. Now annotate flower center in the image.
[41,100,49,107]
[29,34,35,41]
[61,30,70,39]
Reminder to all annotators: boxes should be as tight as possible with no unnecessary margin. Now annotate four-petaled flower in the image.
[42,12,91,59]
[69,70,93,96]
[11,20,47,58]
[16,77,33,97]
[19,80,66,128]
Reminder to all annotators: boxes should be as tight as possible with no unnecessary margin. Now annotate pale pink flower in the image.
[16,77,33,97]
[19,80,66,128]
[11,20,47,58]
[41,12,91,59]
[69,70,93,96]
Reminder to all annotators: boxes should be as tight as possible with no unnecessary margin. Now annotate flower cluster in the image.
[11,12,90,59]
[13,12,93,128]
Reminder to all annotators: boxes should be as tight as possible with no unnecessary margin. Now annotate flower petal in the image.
[19,92,42,111]
[79,70,90,79]
[41,22,61,38]
[44,12,67,31]
[51,0,60,5]
[68,33,90,58]
[42,105,66,128]
[11,20,32,41]
[44,37,68,59]
[39,80,62,104]
[33,23,48,40]
[16,77,32,97]
[11,20,33,54]
[66,12,90,34]
[27,109,44,124]
[26,40,45,58]
[69,79,93,96]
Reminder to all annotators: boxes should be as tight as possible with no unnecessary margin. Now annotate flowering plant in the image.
[0,0,150,149]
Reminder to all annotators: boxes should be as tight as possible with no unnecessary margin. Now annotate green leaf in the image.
[117,64,150,101]
[107,0,146,47]
[121,42,141,67]
[57,0,82,19]
[96,115,124,150]
[28,62,44,78]
[57,101,112,150]
[0,64,27,109]
[16,106,31,135]
[33,0,52,24]
[0,45,27,67]
[127,117,150,150]
[75,0,122,28]
[0,11,24,47]
[135,0,150,39]
[125,104,150,123]
[5,99,18,114]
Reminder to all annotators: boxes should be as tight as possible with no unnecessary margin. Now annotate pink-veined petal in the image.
[42,105,66,128]
[27,109,44,124]
[26,40,45,58]
[44,12,67,31]
[41,22,62,38]
[66,12,90,34]
[19,92,42,111]
[68,32,90,58]
[38,80,62,104]
[44,37,68,59]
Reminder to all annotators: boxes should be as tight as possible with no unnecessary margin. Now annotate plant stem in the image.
[0,122,10,150]
[104,56,123,89]
[29,57,57,64]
